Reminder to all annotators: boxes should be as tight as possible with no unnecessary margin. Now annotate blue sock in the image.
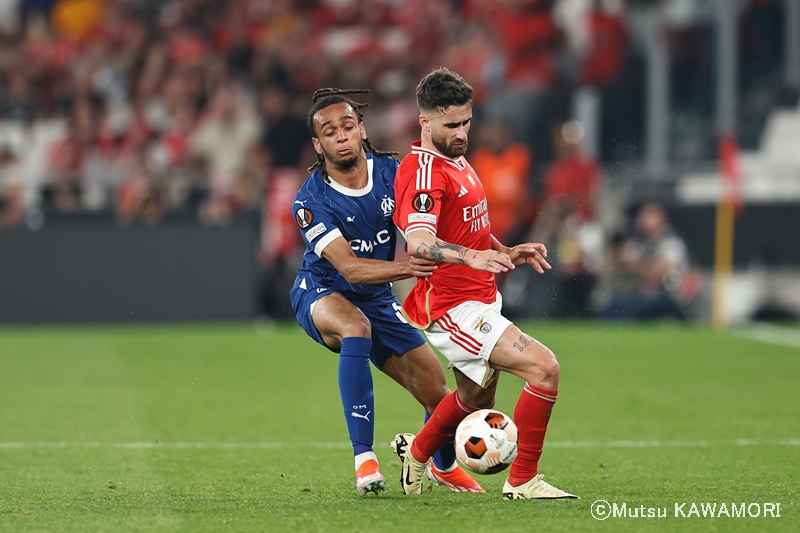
[338,337,374,456]
[426,411,457,470]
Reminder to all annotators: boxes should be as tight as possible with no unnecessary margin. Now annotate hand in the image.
[464,249,515,273]
[407,256,438,278]
[507,243,551,274]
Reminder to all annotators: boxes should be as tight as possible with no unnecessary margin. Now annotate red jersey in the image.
[394,141,497,326]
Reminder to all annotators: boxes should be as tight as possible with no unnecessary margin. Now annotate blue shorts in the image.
[290,282,426,370]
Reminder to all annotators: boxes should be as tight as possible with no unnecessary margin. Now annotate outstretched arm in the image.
[321,236,437,285]
[405,230,516,274]
[491,234,551,274]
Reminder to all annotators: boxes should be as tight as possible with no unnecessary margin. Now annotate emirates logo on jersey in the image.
[412,193,435,213]
[295,208,313,229]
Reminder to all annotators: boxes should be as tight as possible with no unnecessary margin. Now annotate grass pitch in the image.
[0,322,797,532]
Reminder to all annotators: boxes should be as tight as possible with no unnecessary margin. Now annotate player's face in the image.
[312,102,366,170]
[425,103,472,159]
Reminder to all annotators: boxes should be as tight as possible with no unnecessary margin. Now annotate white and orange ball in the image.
[454,409,518,474]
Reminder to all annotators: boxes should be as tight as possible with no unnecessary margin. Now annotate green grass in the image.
[0,322,798,532]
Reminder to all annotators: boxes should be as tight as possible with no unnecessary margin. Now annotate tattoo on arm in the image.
[414,239,470,264]
[456,245,468,264]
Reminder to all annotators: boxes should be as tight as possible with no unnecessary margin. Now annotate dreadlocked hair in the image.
[306,88,398,175]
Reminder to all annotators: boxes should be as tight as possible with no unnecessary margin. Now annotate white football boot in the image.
[502,474,579,500]
[389,433,429,495]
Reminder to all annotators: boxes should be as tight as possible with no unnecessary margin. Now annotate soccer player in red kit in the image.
[390,68,578,500]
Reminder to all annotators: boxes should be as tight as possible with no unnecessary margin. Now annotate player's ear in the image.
[419,114,429,131]
[359,122,366,140]
[312,137,322,155]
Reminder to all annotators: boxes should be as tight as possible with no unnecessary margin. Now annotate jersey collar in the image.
[410,141,467,170]
[326,157,374,197]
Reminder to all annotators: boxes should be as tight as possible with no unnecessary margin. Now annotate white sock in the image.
[355,451,378,471]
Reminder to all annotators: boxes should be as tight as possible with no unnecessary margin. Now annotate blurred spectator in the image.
[483,0,565,156]
[116,149,164,225]
[42,96,97,212]
[532,121,602,317]
[469,120,532,245]
[189,81,261,225]
[440,22,499,107]
[0,73,42,123]
[540,120,599,222]
[554,0,628,86]
[0,147,23,226]
[579,1,628,87]
[146,101,197,209]
[599,202,701,320]
[257,85,309,319]
[496,0,561,91]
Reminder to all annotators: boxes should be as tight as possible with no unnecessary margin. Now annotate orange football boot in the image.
[426,463,485,493]
[356,459,385,495]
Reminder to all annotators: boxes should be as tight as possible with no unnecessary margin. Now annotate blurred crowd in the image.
[0,0,632,234]
[0,0,635,319]
[0,0,784,320]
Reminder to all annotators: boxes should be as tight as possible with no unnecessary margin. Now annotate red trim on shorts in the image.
[437,313,482,355]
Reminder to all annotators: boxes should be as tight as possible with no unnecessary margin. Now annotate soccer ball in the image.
[454,409,518,474]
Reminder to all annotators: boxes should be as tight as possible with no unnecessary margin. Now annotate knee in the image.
[539,348,560,383]
[521,345,559,388]
[341,316,371,339]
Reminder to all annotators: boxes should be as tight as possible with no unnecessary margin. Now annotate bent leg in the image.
[382,344,459,471]
[380,343,449,414]
[312,294,375,456]
[488,325,560,485]
[487,325,559,390]
[408,369,499,464]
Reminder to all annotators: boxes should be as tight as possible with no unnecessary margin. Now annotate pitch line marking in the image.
[731,323,800,350]
[0,439,798,450]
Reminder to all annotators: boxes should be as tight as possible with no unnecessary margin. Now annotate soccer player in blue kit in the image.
[290,89,483,495]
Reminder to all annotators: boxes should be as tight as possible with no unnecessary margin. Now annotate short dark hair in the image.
[305,88,396,174]
[416,68,473,114]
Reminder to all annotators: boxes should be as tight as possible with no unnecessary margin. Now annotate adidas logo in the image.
[458,185,468,198]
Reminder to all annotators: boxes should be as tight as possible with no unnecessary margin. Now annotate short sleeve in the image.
[394,159,446,238]
[293,193,342,257]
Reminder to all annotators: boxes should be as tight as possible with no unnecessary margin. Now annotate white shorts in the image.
[424,293,512,388]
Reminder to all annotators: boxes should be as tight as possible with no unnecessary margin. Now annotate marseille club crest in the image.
[380,195,395,217]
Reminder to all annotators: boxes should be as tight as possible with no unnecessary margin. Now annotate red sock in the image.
[410,391,477,462]
[508,383,557,487]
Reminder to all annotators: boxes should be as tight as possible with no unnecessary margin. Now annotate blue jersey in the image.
[293,154,400,298]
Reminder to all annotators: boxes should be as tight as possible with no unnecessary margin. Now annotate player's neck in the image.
[327,155,368,189]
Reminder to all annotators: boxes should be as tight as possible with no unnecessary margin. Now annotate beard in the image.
[431,130,468,159]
